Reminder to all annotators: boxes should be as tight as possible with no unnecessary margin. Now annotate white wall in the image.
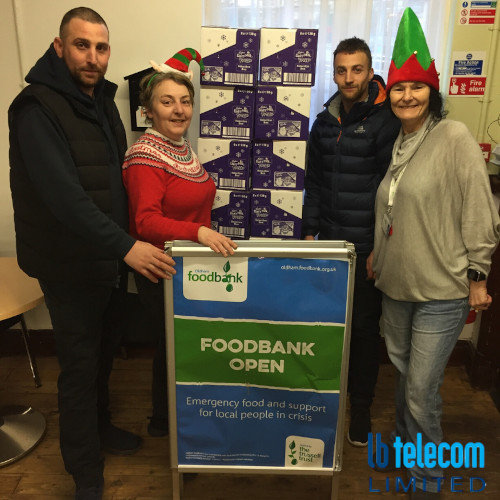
[1,0,202,328]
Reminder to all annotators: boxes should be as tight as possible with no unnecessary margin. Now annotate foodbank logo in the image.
[183,257,248,303]
[187,261,242,293]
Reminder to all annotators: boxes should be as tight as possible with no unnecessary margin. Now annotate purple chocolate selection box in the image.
[212,190,251,240]
[259,28,318,86]
[250,189,302,239]
[252,140,306,190]
[201,27,260,87]
[198,138,252,191]
[200,87,255,140]
[254,86,310,141]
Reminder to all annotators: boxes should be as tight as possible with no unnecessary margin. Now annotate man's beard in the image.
[72,67,105,93]
[341,86,364,102]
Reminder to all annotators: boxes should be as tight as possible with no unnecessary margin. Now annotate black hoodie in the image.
[9,45,134,284]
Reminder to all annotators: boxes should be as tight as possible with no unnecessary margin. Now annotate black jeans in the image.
[133,272,168,421]
[39,280,125,488]
[348,253,382,409]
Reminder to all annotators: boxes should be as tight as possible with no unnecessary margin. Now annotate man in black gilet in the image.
[9,7,176,500]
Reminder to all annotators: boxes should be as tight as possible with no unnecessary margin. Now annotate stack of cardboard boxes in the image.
[198,27,318,240]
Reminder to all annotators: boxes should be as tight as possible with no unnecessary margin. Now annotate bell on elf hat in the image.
[150,48,205,81]
[386,7,440,92]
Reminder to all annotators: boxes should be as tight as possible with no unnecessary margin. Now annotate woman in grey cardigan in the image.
[369,8,499,499]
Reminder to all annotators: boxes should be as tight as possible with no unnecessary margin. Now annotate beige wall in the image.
[443,3,500,344]
[2,0,499,331]
[445,2,500,156]
[1,0,202,327]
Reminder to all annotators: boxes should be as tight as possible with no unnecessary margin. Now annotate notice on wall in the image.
[449,50,487,96]
[171,255,349,469]
[458,1,497,25]
[452,51,486,76]
[449,76,487,96]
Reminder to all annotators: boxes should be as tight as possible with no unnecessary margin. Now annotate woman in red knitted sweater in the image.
[122,71,236,436]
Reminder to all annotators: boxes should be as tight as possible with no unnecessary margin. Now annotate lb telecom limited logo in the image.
[183,256,248,302]
[368,433,486,494]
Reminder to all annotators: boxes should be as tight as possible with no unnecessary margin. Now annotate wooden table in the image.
[0,257,45,318]
[0,257,46,468]
[0,256,45,387]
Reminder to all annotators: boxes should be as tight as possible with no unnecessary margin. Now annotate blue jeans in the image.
[381,294,469,492]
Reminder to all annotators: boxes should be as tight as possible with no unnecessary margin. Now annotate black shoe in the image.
[347,406,371,447]
[99,422,142,455]
[409,487,442,498]
[75,484,103,500]
[147,416,169,437]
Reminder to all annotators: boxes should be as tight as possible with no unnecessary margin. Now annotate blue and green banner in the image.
[171,255,349,469]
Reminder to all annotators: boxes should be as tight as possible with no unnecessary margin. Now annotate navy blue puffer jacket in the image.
[302,76,400,254]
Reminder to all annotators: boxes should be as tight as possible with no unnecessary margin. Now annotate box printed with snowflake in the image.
[254,86,310,141]
[250,189,302,239]
[198,138,252,191]
[211,190,252,240]
[252,140,305,191]
[200,87,255,140]
[201,27,260,87]
[259,28,318,86]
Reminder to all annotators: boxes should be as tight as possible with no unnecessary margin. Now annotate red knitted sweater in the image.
[122,128,215,248]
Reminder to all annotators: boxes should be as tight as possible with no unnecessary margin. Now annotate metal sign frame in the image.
[164,240,356,500]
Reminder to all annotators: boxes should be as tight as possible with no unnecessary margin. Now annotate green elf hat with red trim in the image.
[386,7,439,92]
[150,48,205,81]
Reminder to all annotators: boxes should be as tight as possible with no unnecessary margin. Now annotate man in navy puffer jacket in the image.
[302,37,400,447]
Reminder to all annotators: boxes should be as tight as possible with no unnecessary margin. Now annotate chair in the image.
[0,257,46,467]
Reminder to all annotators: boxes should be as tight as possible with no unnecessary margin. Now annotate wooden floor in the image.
[1,340,500,499]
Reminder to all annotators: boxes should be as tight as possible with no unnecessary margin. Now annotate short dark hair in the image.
[59,7,108,38]
[139,71,195,125]
[334,37,372,69]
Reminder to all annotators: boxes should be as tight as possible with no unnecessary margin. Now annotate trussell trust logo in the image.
[285,436,324,468]
[183,257,248,302]
[368,433,486,494]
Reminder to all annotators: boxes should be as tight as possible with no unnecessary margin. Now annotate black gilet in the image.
[9,83,129,284]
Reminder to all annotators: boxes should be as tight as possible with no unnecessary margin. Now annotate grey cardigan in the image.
[373,119,499,302]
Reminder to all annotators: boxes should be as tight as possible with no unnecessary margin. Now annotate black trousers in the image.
[39,280,125,488]
[133,272,168,421]
[348,253,382,409]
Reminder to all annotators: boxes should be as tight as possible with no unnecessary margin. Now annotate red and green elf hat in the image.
[386,7,439,92]
[150,48,205,81]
